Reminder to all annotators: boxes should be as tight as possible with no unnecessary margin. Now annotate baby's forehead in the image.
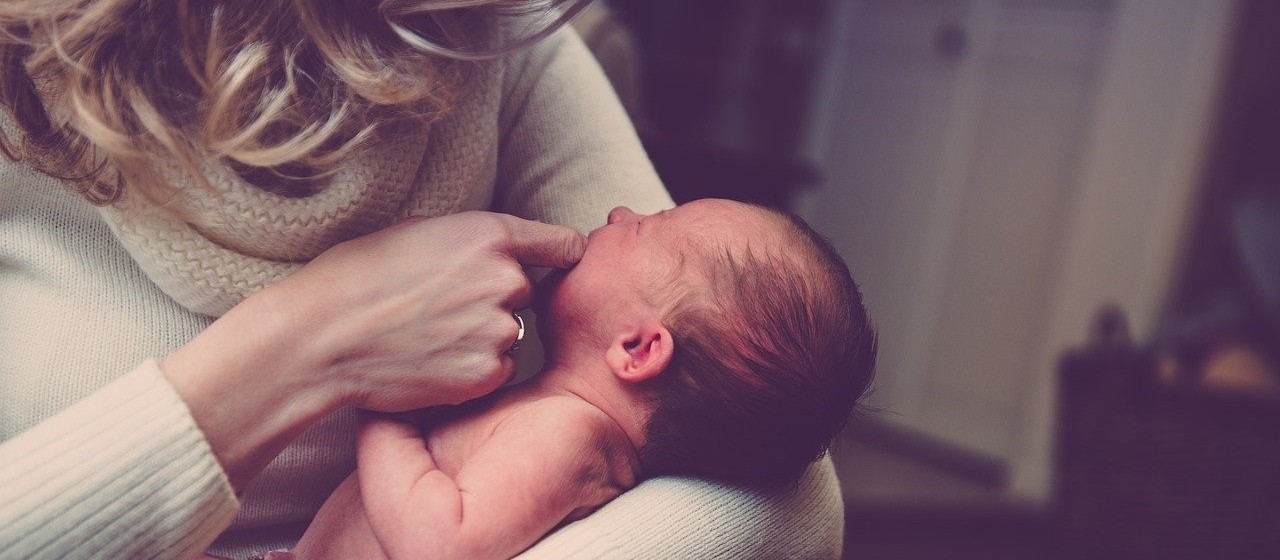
[654,202,796,285]
[673,201,790,253]
[667,199,773,237]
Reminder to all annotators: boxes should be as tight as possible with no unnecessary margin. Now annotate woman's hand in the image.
[274,211,582,409]
[160,211,585,491]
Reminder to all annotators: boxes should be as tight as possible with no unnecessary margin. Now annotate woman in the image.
[0,1,844,558]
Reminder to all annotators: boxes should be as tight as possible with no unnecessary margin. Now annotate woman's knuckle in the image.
[471,358,505,388]
[498,265,527,289]
[487,315,512,341]
[469,214,506,241]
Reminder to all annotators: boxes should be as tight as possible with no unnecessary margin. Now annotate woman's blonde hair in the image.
[0,0,590,204]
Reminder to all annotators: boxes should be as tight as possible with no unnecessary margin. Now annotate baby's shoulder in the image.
[499,394,612,440]
[498,395,638,488]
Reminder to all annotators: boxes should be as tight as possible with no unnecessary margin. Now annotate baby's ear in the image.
[605,320,673,383]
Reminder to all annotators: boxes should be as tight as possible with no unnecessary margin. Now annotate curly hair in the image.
[0,0,590,205]
[639,208,878,488]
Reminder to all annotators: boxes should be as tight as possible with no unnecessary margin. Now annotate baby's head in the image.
[541,198,877,487]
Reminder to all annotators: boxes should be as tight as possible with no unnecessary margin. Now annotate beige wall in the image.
[798,0,1237,503]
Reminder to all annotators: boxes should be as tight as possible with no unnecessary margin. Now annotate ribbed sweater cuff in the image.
[0,359,239,559]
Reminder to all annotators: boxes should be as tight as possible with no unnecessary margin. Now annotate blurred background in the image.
[571,0,1280,558]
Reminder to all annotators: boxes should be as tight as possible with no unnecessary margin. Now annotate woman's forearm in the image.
[161,286,344,493]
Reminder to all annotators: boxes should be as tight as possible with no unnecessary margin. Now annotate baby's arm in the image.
[354,404,627,560]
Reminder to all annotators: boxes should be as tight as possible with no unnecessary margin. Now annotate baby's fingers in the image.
[356,412,434,492]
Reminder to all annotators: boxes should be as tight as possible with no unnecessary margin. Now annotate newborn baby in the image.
[284,199,877,560]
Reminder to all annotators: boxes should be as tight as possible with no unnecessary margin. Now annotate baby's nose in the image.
[607,206,640,224]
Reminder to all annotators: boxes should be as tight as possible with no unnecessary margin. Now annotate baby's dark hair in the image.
[638,207,877,487]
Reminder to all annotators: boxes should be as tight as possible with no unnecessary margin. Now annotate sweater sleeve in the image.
[493,26,674,232]
[0,359,239,560]
[494,27,844,560]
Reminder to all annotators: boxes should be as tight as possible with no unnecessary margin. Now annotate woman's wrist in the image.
[161,287,346,492]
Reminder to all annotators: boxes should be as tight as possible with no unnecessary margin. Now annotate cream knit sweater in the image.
[0,28,844,559]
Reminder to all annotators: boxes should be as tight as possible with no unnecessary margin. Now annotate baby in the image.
[282,198,877,560]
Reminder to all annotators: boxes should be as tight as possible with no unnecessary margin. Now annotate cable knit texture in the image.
[99,61,499,317]
[0,26,844,560]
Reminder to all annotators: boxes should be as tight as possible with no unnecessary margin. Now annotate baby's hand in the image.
[354,413,451,560]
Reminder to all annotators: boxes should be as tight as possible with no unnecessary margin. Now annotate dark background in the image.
[583,0,1280,557]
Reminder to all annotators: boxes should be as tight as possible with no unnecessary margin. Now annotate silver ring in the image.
[508,312,526,354]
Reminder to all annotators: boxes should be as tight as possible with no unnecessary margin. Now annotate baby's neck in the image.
[530,363,648,453]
